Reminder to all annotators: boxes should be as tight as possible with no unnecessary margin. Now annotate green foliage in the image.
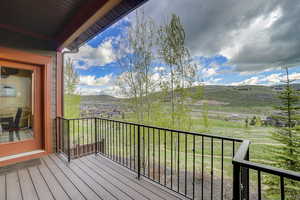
[156,14,199,130]
[202,102,209,129]
[64,95,81,118]
[267,67,300,200]
[114,10,156,123]
[256,116,262,126]
[64,58,79,95]
[250,116,257,126]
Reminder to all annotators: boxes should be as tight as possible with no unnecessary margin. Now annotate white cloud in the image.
[229,71,300,86]
[79,74,113,86]
[68,39,115,69]
[230,76,261,86]
[262,73,282,84]
[289,73,300,81]
[202,68,217,77]
[75,85,121,97]
[204,78,223,85]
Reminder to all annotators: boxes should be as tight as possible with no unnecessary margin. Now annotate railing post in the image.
[95,118,98,155]
[137,124,141,180]
[233,162,241,200]
[241,149,250,200]
[67,119,71,162]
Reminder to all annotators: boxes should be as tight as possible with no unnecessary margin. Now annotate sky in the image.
[67,0,300,97]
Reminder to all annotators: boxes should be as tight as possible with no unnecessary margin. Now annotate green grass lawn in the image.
[64,95,81,118]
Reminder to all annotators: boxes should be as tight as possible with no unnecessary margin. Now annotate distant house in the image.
[273,86,283,91]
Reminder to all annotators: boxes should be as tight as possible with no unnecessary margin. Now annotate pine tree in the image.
[266,67,300,200]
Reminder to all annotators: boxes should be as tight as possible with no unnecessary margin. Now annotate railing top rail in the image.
[57,117,95,120]
[233,140,250,161]
[236,160,300,181]
[233,140,300,181]
[57,116,243,142]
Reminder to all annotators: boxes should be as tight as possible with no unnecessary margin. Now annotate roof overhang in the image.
[0,0,148,51]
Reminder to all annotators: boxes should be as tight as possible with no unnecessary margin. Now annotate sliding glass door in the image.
[0,60,42,157]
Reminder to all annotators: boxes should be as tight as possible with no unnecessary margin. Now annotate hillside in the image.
[201,85,278,107]
[79,84,300,107]
[200,84,300,107]
[80,95,121,104]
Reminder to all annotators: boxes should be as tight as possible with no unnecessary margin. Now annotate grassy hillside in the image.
[79,84,300,108]
[189,85,279,107]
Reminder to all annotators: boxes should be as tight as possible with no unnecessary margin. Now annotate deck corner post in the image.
[233,162,241,200]
[241,149,250,200]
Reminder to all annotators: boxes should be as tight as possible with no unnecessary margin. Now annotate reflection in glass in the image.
[0,66,34,143]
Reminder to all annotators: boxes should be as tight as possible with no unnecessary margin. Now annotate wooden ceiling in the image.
[0,0,147,51]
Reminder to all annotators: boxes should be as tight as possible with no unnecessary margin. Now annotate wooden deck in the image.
[0,154,187,200]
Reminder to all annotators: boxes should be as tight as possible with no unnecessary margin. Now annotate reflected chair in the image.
[2,108,22,141]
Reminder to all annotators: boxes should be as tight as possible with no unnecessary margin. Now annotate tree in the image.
[115,10,156,123]
[157,14,200,176]
[266,67,300,199]
[157,14,197,130]
[64,58,79,95]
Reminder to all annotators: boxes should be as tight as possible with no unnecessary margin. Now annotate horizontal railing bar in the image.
[57,117,95,120]
[233,140,300,181]
[233,160,300,181]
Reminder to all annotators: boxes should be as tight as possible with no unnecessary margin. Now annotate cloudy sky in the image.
[68,0,300,96]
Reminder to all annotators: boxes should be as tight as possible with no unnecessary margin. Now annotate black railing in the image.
[56,117,300,200]
[232,140,300,200]
[56,117,98,161]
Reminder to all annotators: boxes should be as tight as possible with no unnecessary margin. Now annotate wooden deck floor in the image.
[0,154,187,200]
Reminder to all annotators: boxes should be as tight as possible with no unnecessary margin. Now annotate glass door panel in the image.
[0,66,34,143]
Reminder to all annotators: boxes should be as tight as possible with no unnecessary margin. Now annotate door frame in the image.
[0,61,43,155]
[0,46,52,164]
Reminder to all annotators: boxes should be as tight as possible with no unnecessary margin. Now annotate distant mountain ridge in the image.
[80,95,120,103]
[80,84,300,107]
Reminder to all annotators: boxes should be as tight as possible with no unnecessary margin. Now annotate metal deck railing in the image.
[56,117,300,200]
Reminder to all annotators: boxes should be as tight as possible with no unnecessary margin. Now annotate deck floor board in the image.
[0,154,187,200]
[38,160,70,200]
[18,169,38,200]
[0,174,6,200]
[42,156,86,200]
[6,172,22,200]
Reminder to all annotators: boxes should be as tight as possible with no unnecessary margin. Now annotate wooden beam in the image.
[56,0,122,50]
[0,46,51,65]
[0,24,54,41]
